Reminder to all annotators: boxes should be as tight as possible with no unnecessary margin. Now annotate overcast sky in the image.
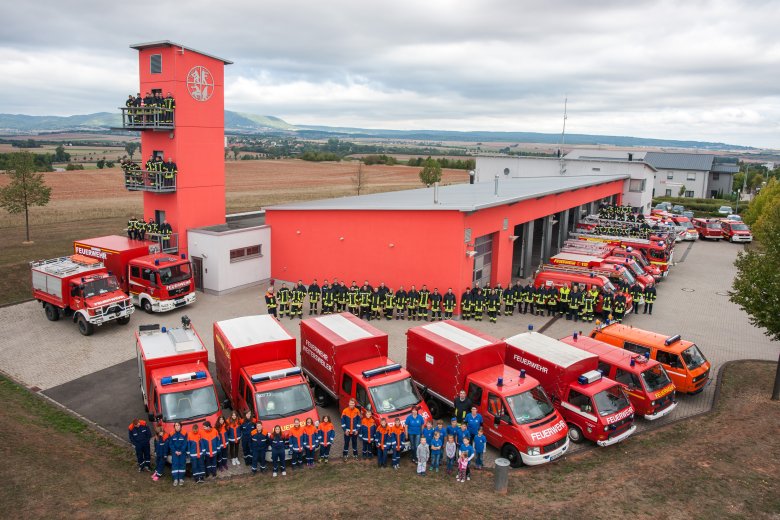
[1,0,778,148]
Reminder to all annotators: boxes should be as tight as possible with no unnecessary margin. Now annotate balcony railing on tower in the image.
[123,169,177,193]
[118,107,175,130]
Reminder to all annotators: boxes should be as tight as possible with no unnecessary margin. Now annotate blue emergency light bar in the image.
[519,369,526,379]
[578,370,602,385]
[155,259,160,266]
[362,363,402,379]
[161,371,207,386]
[664,334,681,346]
[181,253,187,259]
[250,367,302,383]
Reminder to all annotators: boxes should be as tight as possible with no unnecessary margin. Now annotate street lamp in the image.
[735,189,741,214]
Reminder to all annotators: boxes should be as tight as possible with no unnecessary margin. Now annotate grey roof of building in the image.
[266,175,628,212]
[193,213,265,234]
[130,40,233,64]
[644,152,714,171]
[711,163,740,173]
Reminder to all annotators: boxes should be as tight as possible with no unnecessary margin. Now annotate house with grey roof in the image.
[647,152,737,198]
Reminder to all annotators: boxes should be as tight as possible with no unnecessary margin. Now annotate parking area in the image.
[0,239,776,473]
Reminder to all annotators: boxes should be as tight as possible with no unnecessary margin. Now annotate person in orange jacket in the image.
[288,418,306,470]
[373,418,396,468]
[302,417,319,467]
[200,421,220,478]
[215,415,229,472]
[341,398,361,460]
[226,411,242,466]
[188,424,205,483]
[317,415,335,463]
[390,417,406,469]
[128,418,152,472]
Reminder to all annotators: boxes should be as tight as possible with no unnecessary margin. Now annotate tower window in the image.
[150,54,162,74]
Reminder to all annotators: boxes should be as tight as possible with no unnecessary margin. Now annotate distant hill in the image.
[0,111,754,151]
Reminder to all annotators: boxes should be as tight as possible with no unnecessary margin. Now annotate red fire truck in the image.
[533,265,633,314]
[214,315,319,435]
[406,321,569,467]
[136,319,221,436]
[561,240,662,281]
[720,219,753,243]
[31,255,133,335]
[300,313,431,435]
[73,235,195,313]
[550,252,653,289]
[559,334,677,420]
[505,330,636,447]
[571,233,674,275]
[692,218,723,241]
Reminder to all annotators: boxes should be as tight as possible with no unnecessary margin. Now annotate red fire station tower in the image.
[120,41,232,253]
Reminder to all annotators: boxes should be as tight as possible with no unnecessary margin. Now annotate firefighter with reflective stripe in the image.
[502,285,514,316]
[430,288,443,320]
[559,284,571,317]
[394,286,407,320]
[473,289,485,321]
[168,422,187,486]
[288,419,306,469]
[566,286,579,322]
[159,220,172,250]
[383,288,395,320]
[240,411,255,466]
[291,280,306,319]
[644,284,657,315]
[533,285,545,316]
[162,157,177,188]
[146,218,158,240]
[520,282,531,314]
[347,282,360,316]
[443,288,456,319]
[303,417,319,467]
[127,216,138,239]
[163,92,175,122]
[374,418,396,468]
[265,287,277,318]
[406,285,419,320]
[360,411,377,459]
[250,422,268,474]
[277,284,291,318]
[629,282,643,314]
[200,421,219,478]
[359,283,372,320]
[486,290,500,323]
[418,285,431,321]
[391,417,406,469]
[188,424,205,483]
[601,291,613,319]
[321,280,334,314]
[460,288,473,320]
[341,398,361,459]
[370,287,382,321]
[153,156,164,186]
[613,290,627,322]
[337,281,348,311]
[581,288,595,322]
[307,279,321,315]
[152,426,168,481]
[317,415,336,462]
[547,285,558,317]
[128,419,152,472]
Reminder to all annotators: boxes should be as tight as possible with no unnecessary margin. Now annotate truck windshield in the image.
[631,253,650,267]
[681,345,707,370]
[369,377,421,413]
[159,263,192,285]
[593,385,631,417]
[602,279,617,293]
[618,268,636,285]
[160,386,219,422]
[82,277,120,298]
[678,220,693,230]
[706,221,721,229]
[640,365,672,393]
[626,259,647,277]
[255,384,314,420]
[505,386,555,425]
[731,223,749,231]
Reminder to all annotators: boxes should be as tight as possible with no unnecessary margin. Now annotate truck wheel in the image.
[426,399,442,420]
[116,316,131,325]
[44,304,59,322]
[500,444,523,468]
[567,424,584,444]
[77,316,94,336]
[142,299,153,314]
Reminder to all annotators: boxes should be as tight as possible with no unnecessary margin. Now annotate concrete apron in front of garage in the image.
[2,239,777,476]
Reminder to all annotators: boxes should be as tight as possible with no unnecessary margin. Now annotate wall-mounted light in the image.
[466,251,477,258]
[169,131,174,139]
[509,235,519,242]
[296,230,301,235]
[389,243,395,248]
[339,236,344,241]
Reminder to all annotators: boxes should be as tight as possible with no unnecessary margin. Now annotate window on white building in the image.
[685,191,694,198]
[712,172,720,180]
[629,179,646,192]
[687,172,696,181]
[665,189,672,197]
[666,172,674,180]
[230,245,263,262]
[592,167,601,172]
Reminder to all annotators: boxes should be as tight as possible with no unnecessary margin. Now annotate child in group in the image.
[457,422,470,446]
[445,434,458,475]
[422,420,435,446]
[434,419,446,440]
[188,424,205,483]
[374,418,395,469]
[416,436,430,476]
[459,436,475,481]
[473,427,487,470]
[430,430,443,473]
[240,411,255,466]
[215,415,229,471]
[446,417,459,440]
[303,417,319,467]
[200,421,219,478]
[317,415,335,462]
[269,425,287,477]
[151,426,167,481]
[128,418,152,472]
[288,418,305,470]
[226,411,242,466]
[168,422,187,486]
[359,411,376,460]
[457,452,469,483]
[391,417,405,469]
[250,421,268,474]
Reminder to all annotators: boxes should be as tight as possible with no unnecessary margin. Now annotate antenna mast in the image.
[559,96,568,175]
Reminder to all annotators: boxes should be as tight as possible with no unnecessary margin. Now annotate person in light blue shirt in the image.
[430,430,444,472]
[404,407,425,462]
[465,407,483,441]
[473,427,487,469]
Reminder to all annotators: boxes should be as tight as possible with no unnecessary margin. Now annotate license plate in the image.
[174,299,185,306]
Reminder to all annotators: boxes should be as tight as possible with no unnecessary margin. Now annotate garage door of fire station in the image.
[472,234,492,287]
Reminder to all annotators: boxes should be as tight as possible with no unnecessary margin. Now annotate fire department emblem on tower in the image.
[187,66,214,101]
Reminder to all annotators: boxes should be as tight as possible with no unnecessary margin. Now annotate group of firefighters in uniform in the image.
[264,278,658,324]
[121,155,178,189]
[126,217,173,247]
[125,91,176,124]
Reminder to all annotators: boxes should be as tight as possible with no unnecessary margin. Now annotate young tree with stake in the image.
[0,152,52,243]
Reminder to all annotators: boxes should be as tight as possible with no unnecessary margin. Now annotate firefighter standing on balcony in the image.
[153,156,165,187]
[127,216,137,239]
[163,92,175,123]
[163,157,177,188]
[159,221,172,250]
[277,283,291,318]
[146,218,159,242]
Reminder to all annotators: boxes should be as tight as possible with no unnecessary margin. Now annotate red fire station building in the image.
[265,175,626,297]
